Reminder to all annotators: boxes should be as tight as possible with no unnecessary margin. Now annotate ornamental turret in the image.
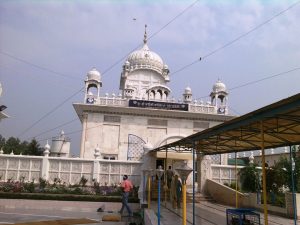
[210,79,228,114]
[84,68,102,104]
[183,86,192,103]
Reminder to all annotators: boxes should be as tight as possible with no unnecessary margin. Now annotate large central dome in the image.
[126,44,164,73]
[124,26,167,75]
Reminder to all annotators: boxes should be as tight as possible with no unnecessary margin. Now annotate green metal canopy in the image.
[152,93,300,155]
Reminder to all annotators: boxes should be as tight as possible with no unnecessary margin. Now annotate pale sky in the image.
[0,0,299,157]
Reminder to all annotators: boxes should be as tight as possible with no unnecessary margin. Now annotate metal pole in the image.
[165,149,168,206]
[158,178,161,225]
[182,179,187,225]
[235,152,238,208]
[143,173,146,202]
[192,142,195,225]
[148,175,151,209]
[289,145,297,225]
[260,121,268,225]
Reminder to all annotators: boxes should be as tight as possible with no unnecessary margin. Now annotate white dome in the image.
[143,142,153,151]
[126,43,164,74]
[185,86,192,94]
[87,68,101,81]
[213,79,227,92]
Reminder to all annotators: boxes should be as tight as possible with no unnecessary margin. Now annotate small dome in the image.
[184,86,192,94]
[143,142,153,152]
[213,79,227,92]
[125,60,130,65]
[87,68,101,81]
[163,64,168,70]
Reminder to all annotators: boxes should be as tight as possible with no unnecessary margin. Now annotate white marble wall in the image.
[0,155,142,186]
[83,112,222,161]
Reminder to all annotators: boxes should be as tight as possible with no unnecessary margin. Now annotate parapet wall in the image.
[0,154,142,186]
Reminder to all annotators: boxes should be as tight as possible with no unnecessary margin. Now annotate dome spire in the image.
[143,24,148,44]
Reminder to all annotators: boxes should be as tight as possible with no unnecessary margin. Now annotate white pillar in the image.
[198,155,212,194]
[41,157,49,180]
[80,113,88,158]
[93,160,100,182]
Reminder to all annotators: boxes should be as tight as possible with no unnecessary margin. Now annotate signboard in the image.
[129,99,188,111]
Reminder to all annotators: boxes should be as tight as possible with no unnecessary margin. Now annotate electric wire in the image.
[101,0,200,75]
[229,67,300,91]
[37,122,101,142]
[17,88,84,138]
[171,0,300,75]
[0,63,80,91]
[12,0,299,141]
[227,106,241,116]
[0,51,82,81]
[36,65,300,143]
[197,66,300,99]
[27,117,78,141]
[11,0,201,140]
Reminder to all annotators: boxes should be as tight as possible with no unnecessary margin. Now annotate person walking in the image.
[166,166,174,189]
[172,174,182,209]
[119,175,133,217]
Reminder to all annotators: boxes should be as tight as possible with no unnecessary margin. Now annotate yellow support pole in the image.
[147,175,151,209]
[261,121,268,225]
[235,152,238,208]
[182,181,187,225]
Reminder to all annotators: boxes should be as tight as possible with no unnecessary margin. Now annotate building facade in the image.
[73,29,235,169]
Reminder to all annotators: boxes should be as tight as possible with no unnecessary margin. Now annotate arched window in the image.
[157,89,163,100]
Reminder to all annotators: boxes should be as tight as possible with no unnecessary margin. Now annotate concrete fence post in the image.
[41,156,49,180]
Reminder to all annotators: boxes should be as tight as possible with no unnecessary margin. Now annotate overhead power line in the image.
[101,0,200,75]
[172,0,300,75]
[229,67,300,91]
[18,88,84,138]
[0,51,82,81]
[198,66,300,99]
[27,117,78,141]
[8,1,201,141]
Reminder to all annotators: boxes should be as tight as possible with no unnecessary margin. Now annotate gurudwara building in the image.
[73,29,235,170]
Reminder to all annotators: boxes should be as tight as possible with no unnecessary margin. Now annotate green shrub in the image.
[230,182,240,191]
[24,181,35,193]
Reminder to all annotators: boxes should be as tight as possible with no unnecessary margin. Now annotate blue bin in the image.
[226,208,260,225]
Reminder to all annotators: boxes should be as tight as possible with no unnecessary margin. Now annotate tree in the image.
[0,135,5,149]
[1,136,43,156]
[25,139,42,156]
[239,163,260,192]
[266,154,299,193]
[3,137,20,154]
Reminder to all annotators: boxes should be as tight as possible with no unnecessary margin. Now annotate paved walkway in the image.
[155,201,299,225]
[0,199,298,225]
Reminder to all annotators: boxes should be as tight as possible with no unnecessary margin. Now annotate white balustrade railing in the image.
[189,104,216,114]
[94,97,128,107]
[0,155,142,186]
[211,164,244,185]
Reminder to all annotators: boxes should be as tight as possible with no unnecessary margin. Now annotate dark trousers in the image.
[120,192,132,215]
